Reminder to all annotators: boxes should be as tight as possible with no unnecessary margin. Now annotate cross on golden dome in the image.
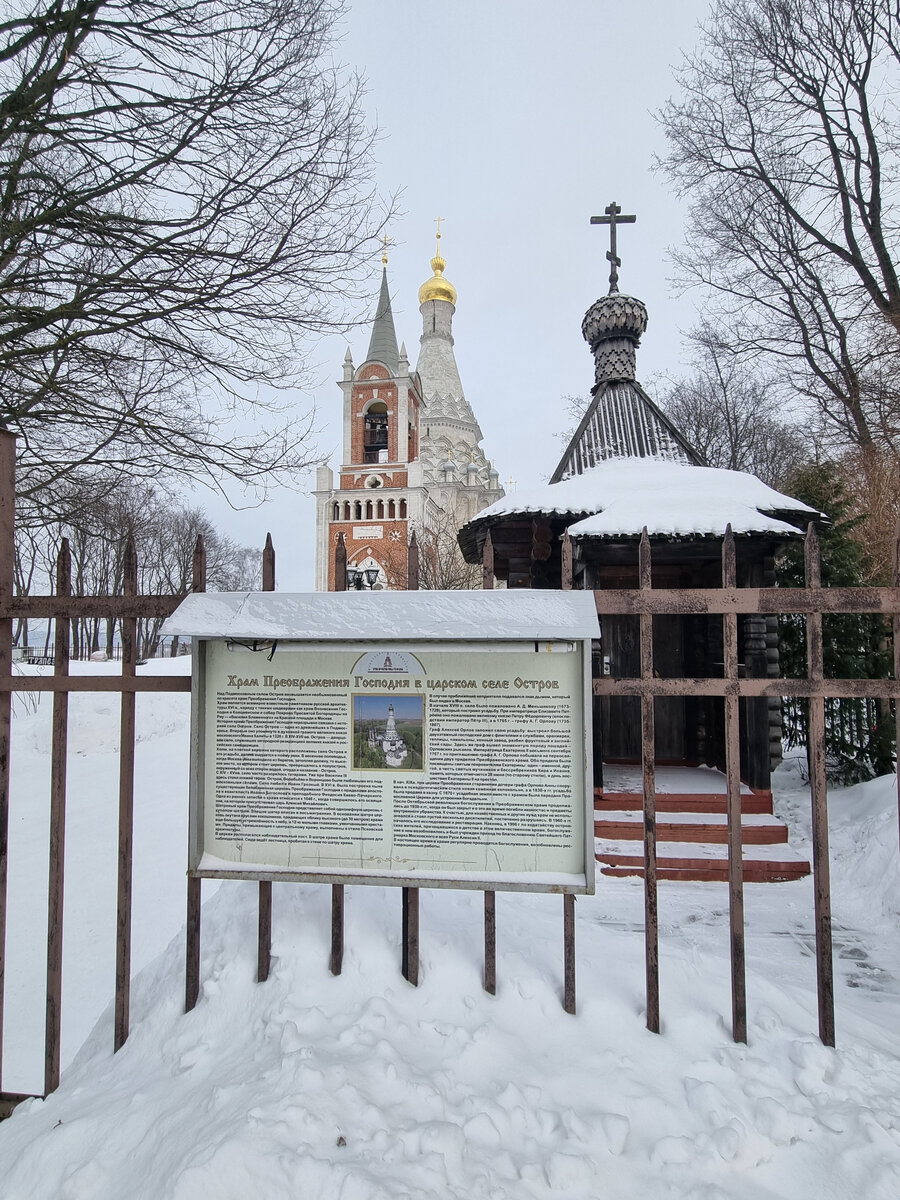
[418,218,457,306]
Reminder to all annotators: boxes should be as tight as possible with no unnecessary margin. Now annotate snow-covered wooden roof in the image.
[462,458,820,544]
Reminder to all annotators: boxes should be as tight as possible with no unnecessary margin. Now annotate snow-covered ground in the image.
[2,665,900,1198]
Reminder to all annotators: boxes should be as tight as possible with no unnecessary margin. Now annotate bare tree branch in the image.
[0,0,386,503]
[658,328,814,487]
[659,0,900,450]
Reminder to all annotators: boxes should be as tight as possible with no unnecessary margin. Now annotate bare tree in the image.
[659,329,812,487]
[138,502,261,654]
[659,0,900,451]
[15,480,260,655]
[419,511,481,591]
[0,0,383,504]
[553,334,811,489]
[554,394,592,451]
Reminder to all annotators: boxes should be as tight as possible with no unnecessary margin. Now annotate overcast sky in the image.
[208,0,714,589]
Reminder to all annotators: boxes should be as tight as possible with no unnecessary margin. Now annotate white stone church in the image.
[313,234,501,590]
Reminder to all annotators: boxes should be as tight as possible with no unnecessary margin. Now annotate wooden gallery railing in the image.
[0,431,279,1115]
[580,523,900,1047]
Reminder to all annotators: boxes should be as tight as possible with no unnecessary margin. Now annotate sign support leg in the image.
[258,881,272,983]
[484,890,496,995]
[185,877,201,1012]
[402,887,419,985]
[564,893,576,1014]
[330,884,344,975]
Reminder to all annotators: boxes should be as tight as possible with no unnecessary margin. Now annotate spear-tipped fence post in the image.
[638,527,659,1033]
[258,534,275,983]
[407,531,419,591]
[805,522,835,1046]
[185,535,206,1015]
[721,525,747,1043]
[0,429,13,1091]
[114,536,138,1052]
[45,539,71,1091]
[335,533,347,591]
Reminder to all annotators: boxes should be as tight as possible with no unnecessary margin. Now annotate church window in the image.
[355,500,362,520]
[399,498,407,518]
[377,499,384,519]
[343,501,351,520]
[388,499,396,518]
[332,502,339,520]
[366,500,373,519]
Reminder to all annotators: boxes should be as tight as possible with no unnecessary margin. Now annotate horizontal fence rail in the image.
[595,678,900,699]
[592,586,900,616]
[1,596,185,619]
[0,677,192,693]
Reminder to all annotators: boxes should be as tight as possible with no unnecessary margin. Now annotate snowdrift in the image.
[1,670,900,1198]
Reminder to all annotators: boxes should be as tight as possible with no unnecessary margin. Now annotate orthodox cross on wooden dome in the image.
[590,201,636,294]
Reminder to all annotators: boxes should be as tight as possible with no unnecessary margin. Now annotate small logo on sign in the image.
[351,650,426,677]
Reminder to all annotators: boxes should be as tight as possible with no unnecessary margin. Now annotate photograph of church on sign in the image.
[352,695,425,771]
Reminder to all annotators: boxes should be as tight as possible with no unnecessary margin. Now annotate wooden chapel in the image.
[458,205,820,793]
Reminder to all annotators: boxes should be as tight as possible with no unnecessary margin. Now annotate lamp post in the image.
[347,566,381,590]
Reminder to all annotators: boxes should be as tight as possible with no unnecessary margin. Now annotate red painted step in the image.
[599,860,811,883]
[594,766,811,883]
[595,818,788,844]
[596,791,773,815]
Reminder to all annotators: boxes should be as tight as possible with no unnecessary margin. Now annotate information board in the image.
[193,638,593,893]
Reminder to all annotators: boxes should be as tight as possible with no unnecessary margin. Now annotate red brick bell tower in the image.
[313,259,424,590]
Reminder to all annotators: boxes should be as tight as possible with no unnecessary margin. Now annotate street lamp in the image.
[347,566,380,590]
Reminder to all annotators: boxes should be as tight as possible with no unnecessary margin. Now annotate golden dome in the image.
[418,233,457,305]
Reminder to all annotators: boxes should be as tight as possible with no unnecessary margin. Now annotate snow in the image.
[2,670,900,1198]
[603,764,754,795]
[162,589,600,641]
[471,458,821,539]
[596,838,812,864]
[598,809,781,826]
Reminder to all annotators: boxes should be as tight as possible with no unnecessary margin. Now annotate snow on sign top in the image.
[474,458,820,539]
[162,589,600,641]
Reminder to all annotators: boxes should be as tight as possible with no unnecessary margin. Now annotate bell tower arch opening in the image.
[364,400,389,464]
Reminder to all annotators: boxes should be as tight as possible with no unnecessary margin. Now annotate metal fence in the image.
[584,525,900,1046]
[1,434,898,1117]
[0,430,202,1115]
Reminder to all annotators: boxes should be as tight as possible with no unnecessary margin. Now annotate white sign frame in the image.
[188,635,595,895]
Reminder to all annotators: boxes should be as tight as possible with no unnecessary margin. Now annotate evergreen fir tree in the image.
[778,462,895,783]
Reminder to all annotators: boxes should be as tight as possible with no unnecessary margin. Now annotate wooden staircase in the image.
[595,765,811,883]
